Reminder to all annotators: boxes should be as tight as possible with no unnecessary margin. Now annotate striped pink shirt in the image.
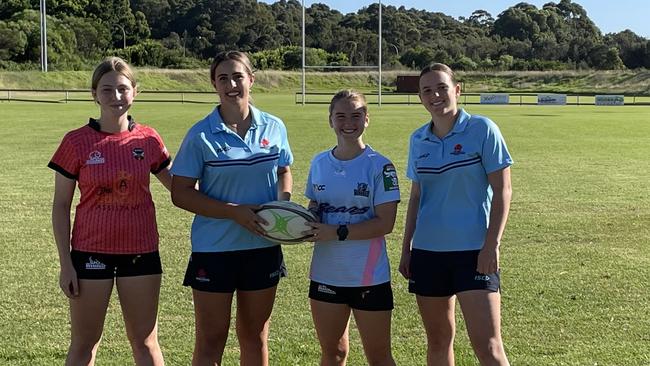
[49,118,170,254]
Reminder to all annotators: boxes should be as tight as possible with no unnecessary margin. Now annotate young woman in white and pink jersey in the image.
[49,57,171,366]
[303,90,400,366]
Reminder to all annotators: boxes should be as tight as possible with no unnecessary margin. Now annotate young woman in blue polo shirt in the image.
[399,63,513,366]
[171,51,293,365]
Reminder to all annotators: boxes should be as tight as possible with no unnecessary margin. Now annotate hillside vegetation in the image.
[1,69,649,95]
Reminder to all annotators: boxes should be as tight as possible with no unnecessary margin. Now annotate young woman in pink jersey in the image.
[303,90,400,366]
[49,57,172,366]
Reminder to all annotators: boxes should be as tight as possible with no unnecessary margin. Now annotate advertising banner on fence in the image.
[595,95,624,106]
[537,94,567,105]
[480,93,510,104]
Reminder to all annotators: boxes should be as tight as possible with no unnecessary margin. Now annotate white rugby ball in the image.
[256,201,317,244]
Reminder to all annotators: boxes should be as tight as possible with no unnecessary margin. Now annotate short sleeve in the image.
[481,121,513,174]
[148,128,171,174]
[373,160,401,206]
[406,134,419,182]
[277,121,293,167]
[170,131,205,179]
[48,133,81,180]
[304,159,316,200]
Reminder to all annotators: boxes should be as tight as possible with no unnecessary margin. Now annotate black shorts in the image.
[183,245,287,293]
[408,249,500,297]
[71,250,162,279]
[309,280,394,311]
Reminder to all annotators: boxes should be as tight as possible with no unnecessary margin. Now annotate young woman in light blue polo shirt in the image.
[171,51,293,365]
[399,63,513,366]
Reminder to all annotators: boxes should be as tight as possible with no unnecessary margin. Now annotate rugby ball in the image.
[256,201,317,244]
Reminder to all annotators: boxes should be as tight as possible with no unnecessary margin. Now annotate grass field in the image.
[0,95,649,365]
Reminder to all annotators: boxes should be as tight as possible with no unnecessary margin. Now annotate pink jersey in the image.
[49,118,170,254]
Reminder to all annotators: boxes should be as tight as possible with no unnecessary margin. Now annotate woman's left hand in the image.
[302,222,337,242]
[477,246,500,274]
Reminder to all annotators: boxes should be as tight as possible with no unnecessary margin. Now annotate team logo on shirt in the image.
[354,183,370,197]
[451,144,465,155]
[85,257,106,270]
[132,147,145,160]
[86,150,105,165]
[382,164,399,191]
[260,138,270,149]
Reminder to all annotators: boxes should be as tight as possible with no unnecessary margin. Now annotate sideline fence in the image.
[295,92,650,106]
[2,89,650,106]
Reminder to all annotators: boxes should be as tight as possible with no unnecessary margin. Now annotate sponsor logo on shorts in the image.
[85,257,106,270]
[474,275,491,281]
[86,150,105,165]
[195,268,210,282]
[269,270,281,279]
[313,184,326,192]
[354,182,369,197]
[360,290,370,299]
[318,284,337,295]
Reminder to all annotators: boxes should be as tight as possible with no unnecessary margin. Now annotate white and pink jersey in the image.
[305,146,400,287]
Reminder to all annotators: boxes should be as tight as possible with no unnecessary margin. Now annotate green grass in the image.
[0,96,649,365]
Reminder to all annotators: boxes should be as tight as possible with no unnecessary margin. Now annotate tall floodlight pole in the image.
[301,0,306,106]
[378,0,382,106]
[39,0,48,72]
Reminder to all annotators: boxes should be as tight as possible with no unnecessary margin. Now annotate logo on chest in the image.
[86,150,105,165]
[354,183,370,197]
[260,138,271,149]
[451,144,465,155]
[132,147,145,160]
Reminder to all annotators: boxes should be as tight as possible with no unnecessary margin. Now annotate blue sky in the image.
[259,0,649,38]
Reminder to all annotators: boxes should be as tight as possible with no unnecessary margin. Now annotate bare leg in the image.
[352,309,396,366]
[310,299,351,366]
[116,274,164,366]
[457,290,509,366]
[236,286,278,366]
[416,295,456,366]
[66,279,113,366]
[191,290,234,366]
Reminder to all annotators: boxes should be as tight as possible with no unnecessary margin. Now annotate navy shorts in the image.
[183,245,286,293]
[71,250,162,279]
[309,280,394,311]
[408,249,500,297]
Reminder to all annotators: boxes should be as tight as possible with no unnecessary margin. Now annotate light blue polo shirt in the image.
[305,146,400,286]
[172,105,293,252]
[407,109,513,252]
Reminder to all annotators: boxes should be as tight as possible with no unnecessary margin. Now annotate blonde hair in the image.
[91,57,136,90]
[210,51,255,82]
[329,89,368,116]
[419,63,457,87]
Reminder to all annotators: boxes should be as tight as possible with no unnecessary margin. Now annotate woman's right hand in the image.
[399,250,411,279]
[59,264,79,298]
[230,204,268,236]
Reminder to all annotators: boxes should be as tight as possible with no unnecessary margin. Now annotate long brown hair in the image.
[91,57,136,90]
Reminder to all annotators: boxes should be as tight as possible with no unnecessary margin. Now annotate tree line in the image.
[1,0,649,71]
